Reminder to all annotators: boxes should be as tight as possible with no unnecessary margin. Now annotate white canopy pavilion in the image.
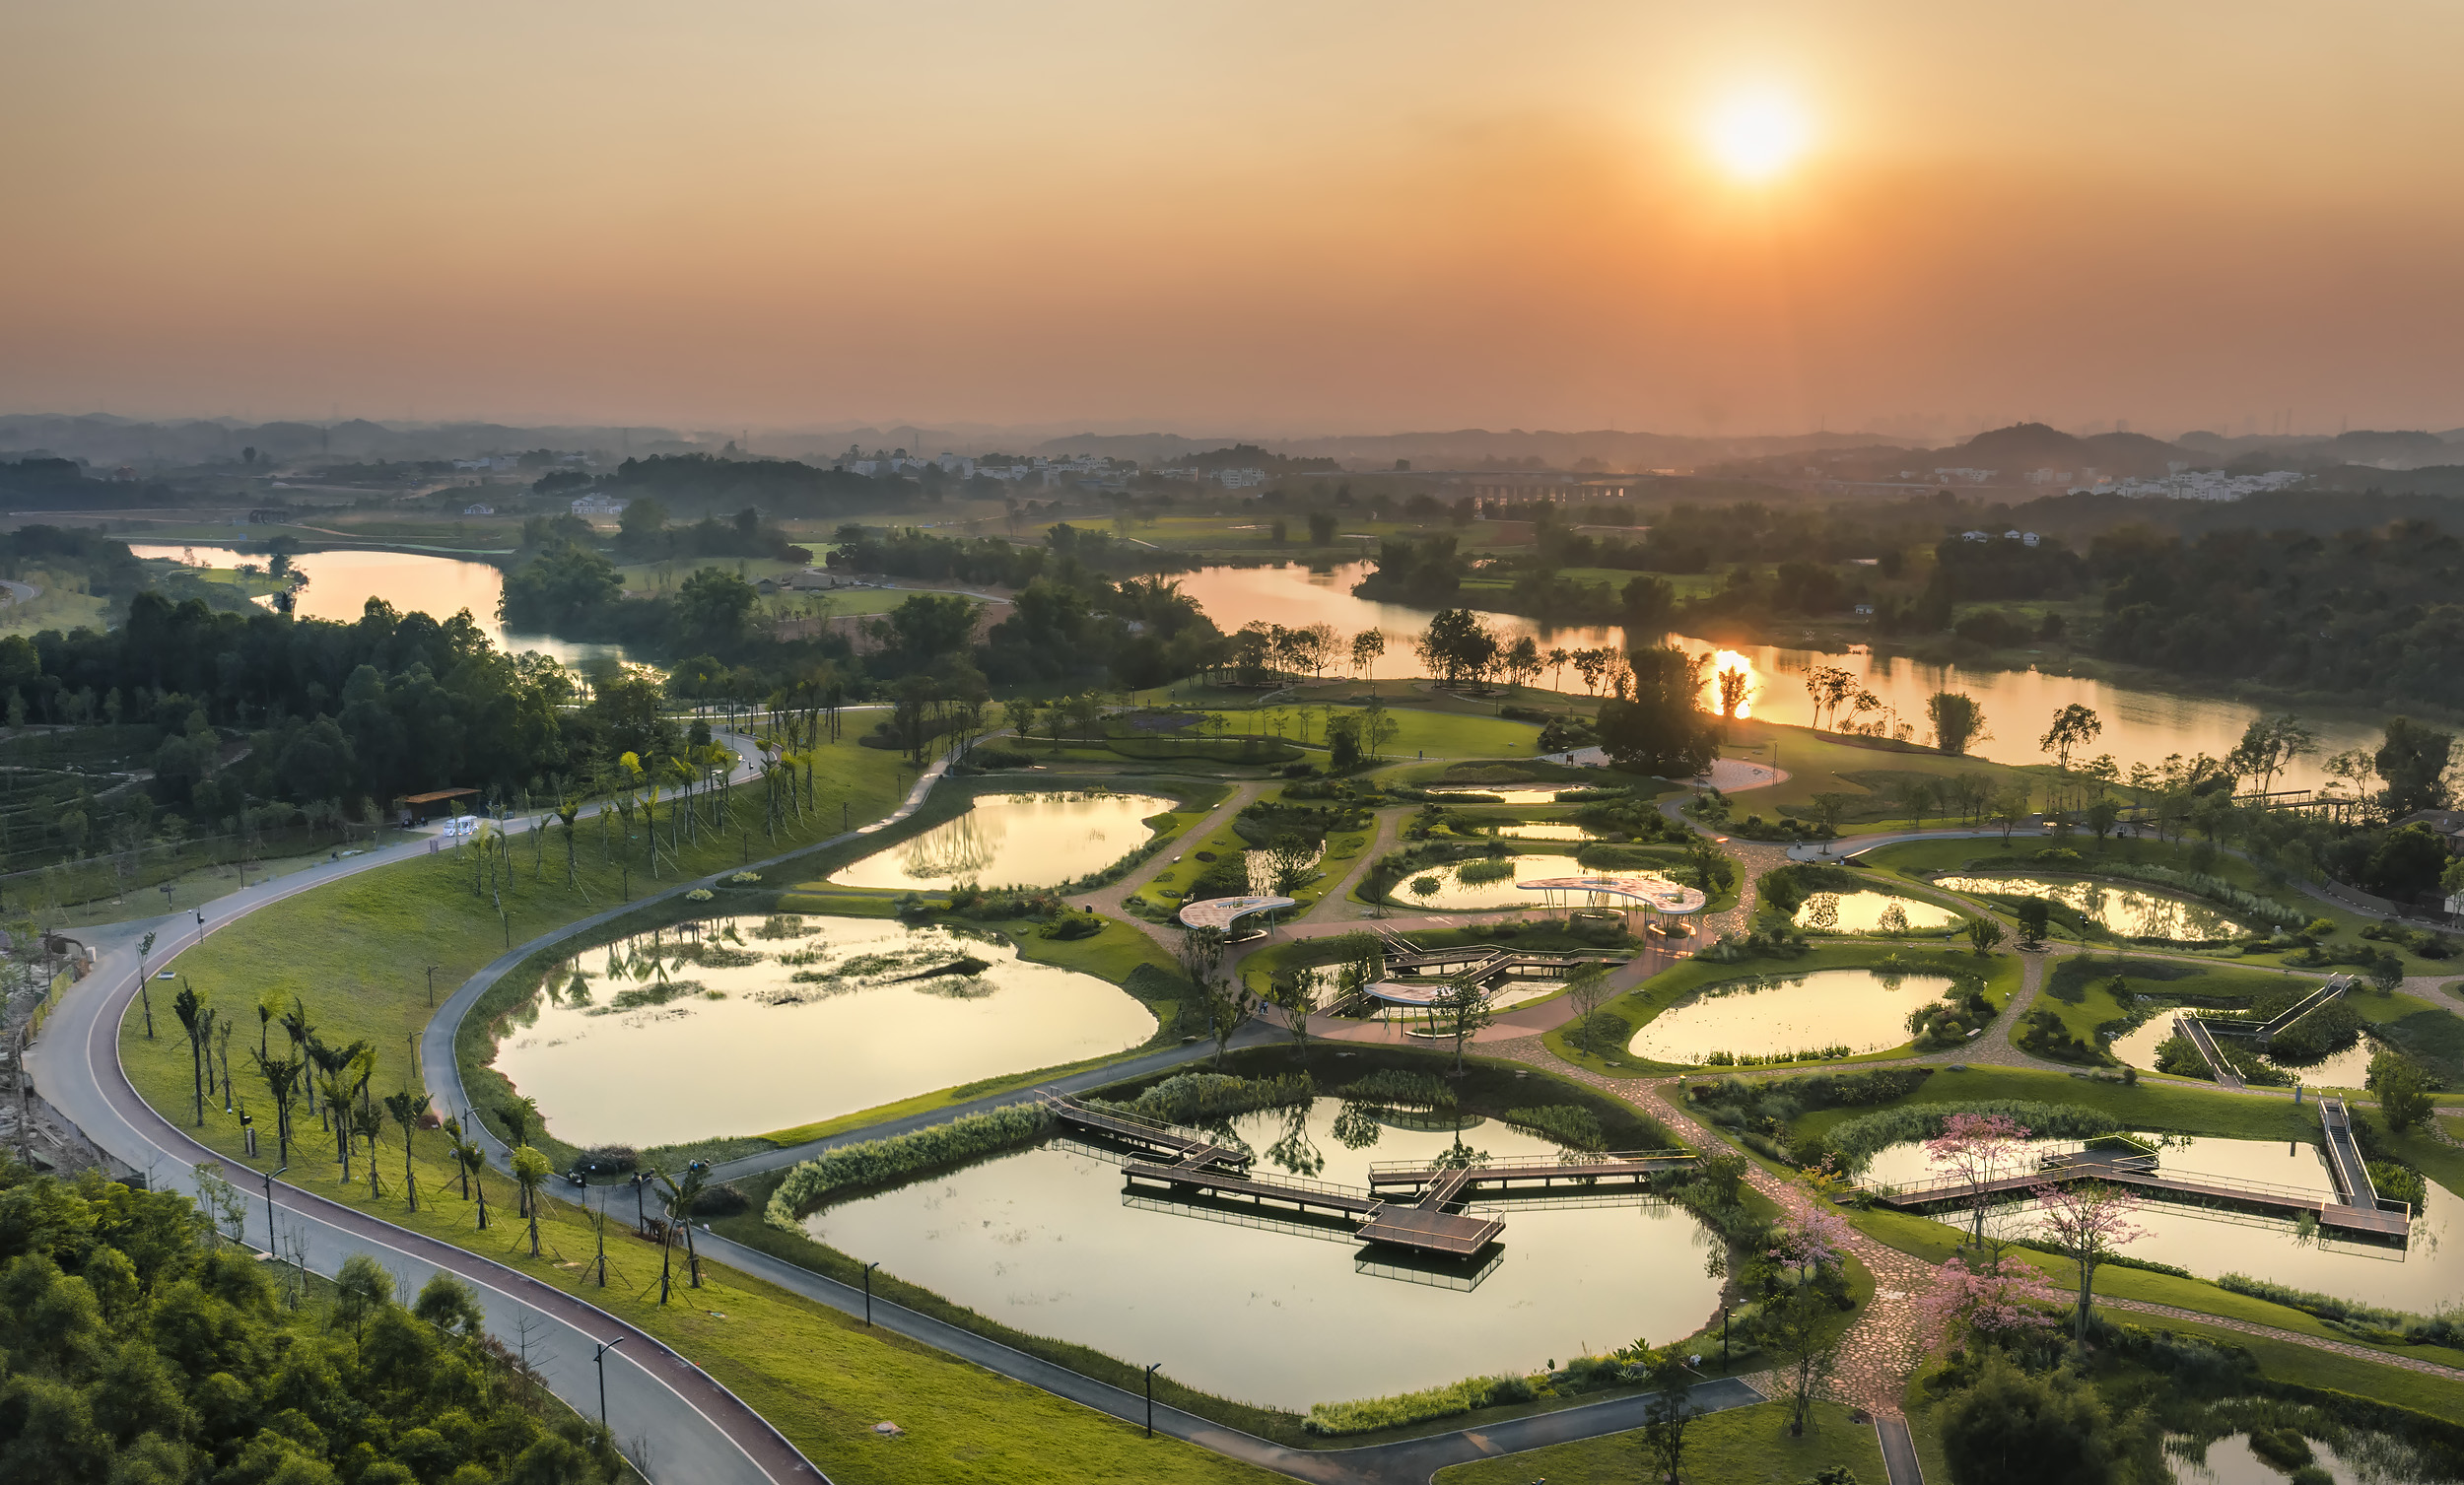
[1176,894,1297,938]
[1516,873,1707,933]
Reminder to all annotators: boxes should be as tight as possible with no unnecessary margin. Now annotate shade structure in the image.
[1176,895,1297,933]
[1364,979,1448,1006]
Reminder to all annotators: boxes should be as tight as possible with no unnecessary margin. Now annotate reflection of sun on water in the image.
[1698,649,1759,717]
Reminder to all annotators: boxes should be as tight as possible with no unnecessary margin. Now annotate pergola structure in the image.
[1516,874,1707,934]
[1175,894,1297,940]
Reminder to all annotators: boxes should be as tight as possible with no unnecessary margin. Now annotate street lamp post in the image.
[426,965,442,1007]
[261,1165,286,1255]
[1144,1363,1162,1438]
[593,1335,626,1430]
[862,1260,880,1325]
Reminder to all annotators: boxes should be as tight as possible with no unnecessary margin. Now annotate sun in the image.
[1705,90,1810,182]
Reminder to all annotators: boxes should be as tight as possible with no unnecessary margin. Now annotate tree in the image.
[2014,897,2051,949]
[1264,832,1318,895]
[1597,648,1717,776]
[2365,824,2451,900]
[1415,608,1500,687]
[351,1100,387,1198]
[1941,1354,2125,1485]
[1714,664,1752,722]
[1683,833,1725,895]
[2033,1180,2144,1341]
[2368,1049,2435,1135]
[1504,635,1542,691]
[2038,705,2102,802]
[1433,973,1494,1074]
[511,1146,553,1258]
[652,1163,712,1296]
[1927,691,1988,756]
[334,1253,395,1342]
[250,1050,304,1166]
[1566,961,1615,1046]
[1636,1344,1698,1484]
[383,1090,432,1213]
[1992,786,2032,842]
[1349,628,1385,681]
[1896,777,1937,831]
[1921,1251,2064,1348]
[1924,1111,2032,1252]
[1268,970,1321,1063]
[2226,713,2316,798]
[1804,664,1858,732]
[1544,646,1571,695]
[1964,914,2005,958]
[1808,791,1854,838]
[1767,1207,1852,1436]
[2375,716,2454,816]
[171,980,208,1126]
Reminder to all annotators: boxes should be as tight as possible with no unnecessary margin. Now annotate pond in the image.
[1933,874,2247,941]
[2106,1018,2380,1089]
[1628,968,1957,1064]
[1172,562,2382,792]
[1425,786,1580,806]
[489,914,1155,1147]
[1793,890,1962,935]
[132,543,628,665]
[802,1095,1724,1409]
[1491,823,1607,842]
[827,790,1175,890]
[2163,1424,2449,1485]
[1389,852,1589,911]
[1861,1133,2463,1314]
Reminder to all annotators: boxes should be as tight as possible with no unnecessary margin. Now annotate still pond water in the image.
[1173,562,2381,791]
[1933,874,2247,941]
[1629,968,1957,1064]
[2105,1018,2380,1089]
[1792,890,1962,935]
[491,914,1153,1147]
[828,790,1174,890]
[804,1096,1724,1409]
[1861,1133,2461,1313]
[1389,852,1591,911]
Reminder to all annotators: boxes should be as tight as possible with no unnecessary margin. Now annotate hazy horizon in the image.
[9,2,2464,437]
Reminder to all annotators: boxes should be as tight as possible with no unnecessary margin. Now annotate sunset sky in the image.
[8,2,2462,438]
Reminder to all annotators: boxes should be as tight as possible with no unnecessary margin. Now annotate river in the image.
[131,543,625,666]
[1173,561,2382,793]
[128,542,2385,784]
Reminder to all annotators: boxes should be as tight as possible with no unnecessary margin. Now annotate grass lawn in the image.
[1789,1063,2320,1148]
[1546,943,2023,1078]
[2033,955,2322,1052]
[0,566,111,637]
[1235,703,1544,761]
[1435,1399,1884,1485]
[1712,718,2051,830]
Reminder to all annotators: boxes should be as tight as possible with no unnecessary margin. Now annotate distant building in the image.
[1853,603,1876,617]
[1934,467,1999,484]
[570,493,628,515]
[1217,468,1266,489]
[935,452,975,477]
[463,503,495,516]
[1960,530,1991,542]
[2394,809,2464,855]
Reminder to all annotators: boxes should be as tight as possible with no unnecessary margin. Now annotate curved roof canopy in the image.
[1176,895,1298,931]
[1516,874,1708,914]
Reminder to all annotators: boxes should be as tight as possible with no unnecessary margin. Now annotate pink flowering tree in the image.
[1923,1112,2033,1255]
[1766,1206,1855,1436]
[2034,1181,2146,1342]
[1920,1251,2067,1349]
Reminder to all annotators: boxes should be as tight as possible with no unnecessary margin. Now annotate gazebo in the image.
[1175,895,1297,940]
[1515,874,1707,936]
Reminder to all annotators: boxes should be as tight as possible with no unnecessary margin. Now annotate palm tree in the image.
[650,1163,712,1299]
[383,1090,432,1211]
[351,1101,386,1198]
[511,1146,553,1257]
[171,981,208,1126]
[251,1050,304,1165]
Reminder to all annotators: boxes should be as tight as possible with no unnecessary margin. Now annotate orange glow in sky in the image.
[4,3,2462,433]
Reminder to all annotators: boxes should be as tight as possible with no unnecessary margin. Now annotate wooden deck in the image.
[1367,1150,1696,1196]
[2173,1014,2244,1089]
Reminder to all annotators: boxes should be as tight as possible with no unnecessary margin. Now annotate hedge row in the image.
[765,1102,1053,1225]
[1304,1372,1538,1437]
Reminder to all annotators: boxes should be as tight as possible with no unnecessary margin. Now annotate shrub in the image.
[691,1181,750,1217]
[1305,1373,1539,1436]
[728,870,763,884]
[576,1144,638,1175]
[1457,858,1517,885]
[1824,1100,2121,1171]
[766,1103,1054,1223]
[685,887,715,902]
[1500,1105,1606,1150]
[1097,1071,1312,1124]
[1338,1069,1456,1110]
[1036,911,1105,940]
[971,746,1035,770]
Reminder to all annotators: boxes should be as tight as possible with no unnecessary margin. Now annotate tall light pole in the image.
[1144,1363,1161,1438]
[425,965,442,1007]
[261,1164,286,1255]
[862,1260,880,1326]
[593,1335,626,1430]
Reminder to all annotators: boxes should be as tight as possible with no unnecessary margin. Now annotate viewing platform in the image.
[1044,1095,1688,1259]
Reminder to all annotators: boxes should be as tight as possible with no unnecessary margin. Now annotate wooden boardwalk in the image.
[1047,1095,1681,1259]
[1867,1134,2410,1242]
[2173,1014,2244,1089]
